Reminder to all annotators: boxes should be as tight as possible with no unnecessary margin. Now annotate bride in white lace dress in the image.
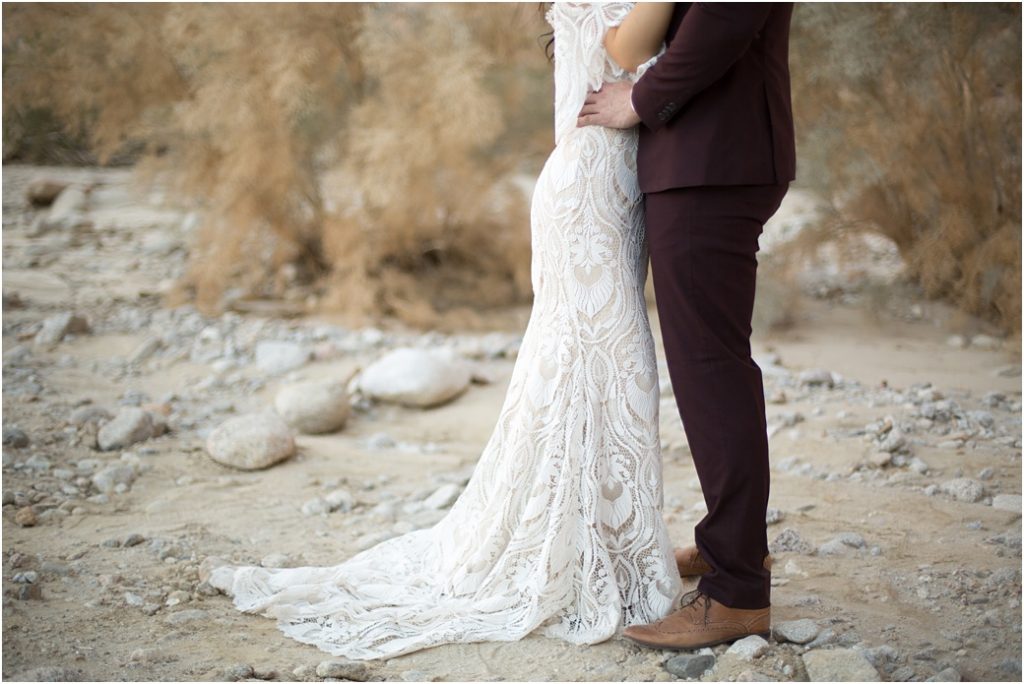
[208,2,681,660]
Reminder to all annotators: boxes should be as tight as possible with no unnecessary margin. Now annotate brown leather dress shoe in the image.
[673,544,773,577]
[622,589,770,650]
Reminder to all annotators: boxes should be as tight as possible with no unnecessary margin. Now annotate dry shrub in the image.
[3,3,551,326]
[790,3,1022,334]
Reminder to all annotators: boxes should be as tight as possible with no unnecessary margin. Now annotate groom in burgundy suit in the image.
[579,2,796,649]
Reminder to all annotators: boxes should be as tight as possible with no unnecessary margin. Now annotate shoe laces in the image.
[679,588,712,625]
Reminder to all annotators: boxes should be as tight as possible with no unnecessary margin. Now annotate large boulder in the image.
[206,411,296,470]
[354,348,472,408]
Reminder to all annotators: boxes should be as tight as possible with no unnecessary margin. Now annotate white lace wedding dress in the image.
[208,1,683,660]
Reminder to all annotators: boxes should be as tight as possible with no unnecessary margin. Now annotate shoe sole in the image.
[624,630,771,651]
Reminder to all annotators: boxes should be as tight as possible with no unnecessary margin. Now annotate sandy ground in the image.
[2,165,1021,682]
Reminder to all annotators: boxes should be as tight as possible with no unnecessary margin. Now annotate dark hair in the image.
[538,3,554,62]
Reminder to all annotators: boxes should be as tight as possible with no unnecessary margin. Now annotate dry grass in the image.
[4,4,1019,334]
[3,3,549,325]
[790,3,1021,335]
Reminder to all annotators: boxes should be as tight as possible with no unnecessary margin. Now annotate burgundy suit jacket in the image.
[630,2,796,193]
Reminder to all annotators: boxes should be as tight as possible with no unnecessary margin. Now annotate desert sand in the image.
[2,165,1021,682]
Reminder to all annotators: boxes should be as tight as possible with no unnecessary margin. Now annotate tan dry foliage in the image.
[789,3,1022,334]
[3,3,551,326]
[6,4,1020,333]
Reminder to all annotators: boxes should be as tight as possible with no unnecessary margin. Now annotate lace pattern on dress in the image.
[207,1,681,661]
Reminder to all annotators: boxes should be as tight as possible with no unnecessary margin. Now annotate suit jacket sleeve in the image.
[631,2,773,132]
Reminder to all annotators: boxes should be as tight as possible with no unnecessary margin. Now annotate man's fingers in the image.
[584,93,599,105]
[578,103,600,116]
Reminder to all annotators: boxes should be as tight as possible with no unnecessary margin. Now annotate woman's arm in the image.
[604,3,675,72]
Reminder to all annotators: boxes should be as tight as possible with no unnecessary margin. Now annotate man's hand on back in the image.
[577,81,641,129]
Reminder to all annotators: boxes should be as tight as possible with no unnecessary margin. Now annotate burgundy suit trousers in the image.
[644,182,789,609]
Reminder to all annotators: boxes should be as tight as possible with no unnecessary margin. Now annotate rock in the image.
[940,478,986,503]
[971,334,1000,350]
[765,507,785,525]
[3,426,30,448]
[140,231,184,257]
[991,494,1022,512]
[255,341,311,375]
[129,647,173,664]
[124,533,146,547]
[799,369,834,387]
[34,311,90,346]
[365,432,397,450]
[97,407,155,450]
[783,559,808,577]
[772,618,819,644]
[324,488,356,513]
[15,506,37,527]
[946,335,967,349]
[292,664,318,681]
[69,405,113,427]
[926,667,961,682]
[664,653,716,679]
[25,454,51,471]
[981,391,1005,407]
[908,457,930,474]
[968,410,995,428]
[769,527,813,555]
[274,379,350,434]
[315,660,370,681]
[3,291,25,310]
[356,348,472,408]
[261,553,300,569]
[224,664,254,681]
[422,483,462,510]
[399,670,438,682]
[25,177,69,206]
[868,450,892,468]
[863,644,900,668]
[819,532,866,556]
[91,463,137,494]
[129,336,164,364]
[48,185,89,219]
[13,570,39,583]
[17,583,43,600]
[878,429,907,453]
[801,648,880,681]
[725,634,770,661]
[206,411,295,470]
[301,497,331,516]
[888,663,913,679]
